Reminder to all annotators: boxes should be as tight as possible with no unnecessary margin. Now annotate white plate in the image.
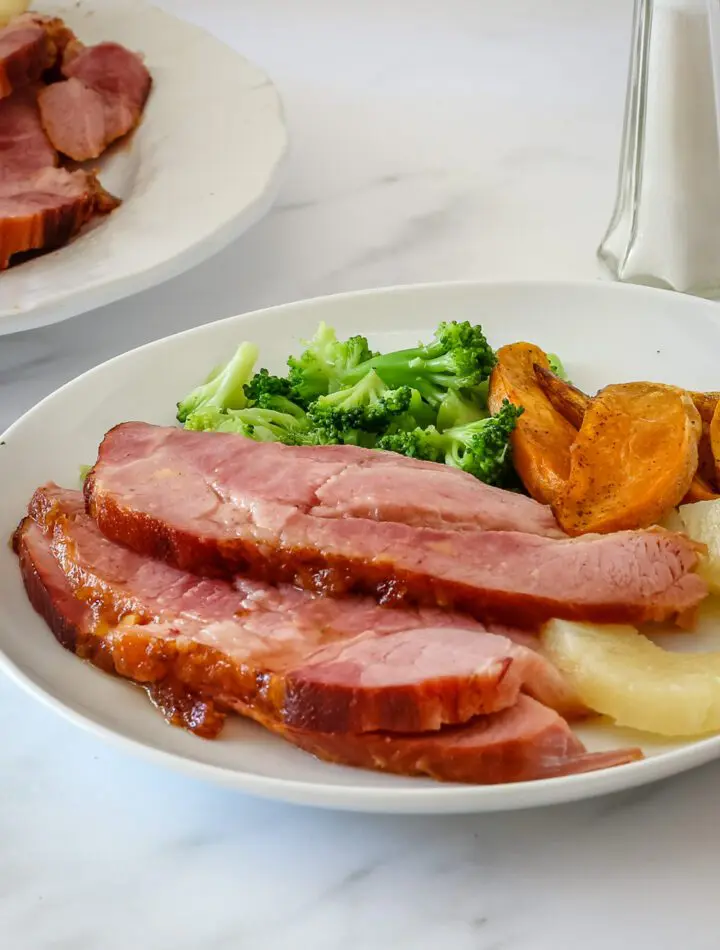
[0,0,287,335]
[3,279,720,814]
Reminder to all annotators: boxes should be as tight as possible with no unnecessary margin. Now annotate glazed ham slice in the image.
[0,165,118,269]
[0,89,57,180]
[38,42,151,161]
[0,79,118,268]
[287,696,642,785]
[310,454,564,536]
[0,17,55,99]
[15,493,642,784]
[23,484,585,735]
[85,423,708,627]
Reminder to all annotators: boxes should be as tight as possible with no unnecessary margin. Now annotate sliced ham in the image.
[311,456,565,536]
[0,166,118,269]
[0,88,57,180]
[84,423,709,628]
[14,497,642,784]
[286,696,642,785]
[0,18,54,99]
[0,18,123,269]
[38,41,151,161]
[25,484,585,734]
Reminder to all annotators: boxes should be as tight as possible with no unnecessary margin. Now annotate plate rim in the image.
[0,0,289,335]
[4,276,720,814]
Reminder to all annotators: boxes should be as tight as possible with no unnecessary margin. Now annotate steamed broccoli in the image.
[341,321,497,407]
[436,386,489,431]
[184,405,309,444]
[547,353,570,382]
[174,321,516,483]
[377,400,523,486]
[307,370,415,435]
[287,323,377,406]
[176,342,259,424]
[244,368,293,403]
[240,368,308,422]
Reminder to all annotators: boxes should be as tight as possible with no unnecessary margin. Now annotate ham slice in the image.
[0,165,118,269]
[84,423,709,628]
[0,88,57,180]
[286,696,642,785]
[14,495,642,784]
[38,41,151,161]
[0,18,54,99]
[0,15,144,267]
[24,484,586,734]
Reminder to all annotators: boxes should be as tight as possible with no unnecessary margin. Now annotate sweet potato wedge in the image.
[553,382,701,535]
[532,364,590,429]
[708,399,720,488]
[488,343,577,505]
[690,391,720,424]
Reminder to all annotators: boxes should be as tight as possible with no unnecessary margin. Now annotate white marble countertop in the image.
[2,2,717,948]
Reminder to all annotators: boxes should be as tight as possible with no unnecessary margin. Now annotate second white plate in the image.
[0,0,288,335]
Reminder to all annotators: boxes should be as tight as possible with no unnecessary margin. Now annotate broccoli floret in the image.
[342,321,496,407]
[382,386,437,434]
[436,387,489,431]
[239,366,311,422]
[307,370,414,435]
[184,405,309,444]
[378,400,523,486]
[176,342,259,424]
[287,323,377,406]
[547,353,570,382]
[244,368,293,403]
[441,401,524,484]
[375,427,447,464]
[183,406,239,432]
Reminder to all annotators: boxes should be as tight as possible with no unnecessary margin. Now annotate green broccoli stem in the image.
[208,343,260,410]
[176,342,259,423]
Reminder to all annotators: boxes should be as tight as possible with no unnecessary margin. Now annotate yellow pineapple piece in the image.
[542,619,720,737]
[677,499,720,593]
[0,2,29,27]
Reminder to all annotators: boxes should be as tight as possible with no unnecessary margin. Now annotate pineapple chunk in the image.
[677,499,720,592]
[0,1,29,27]
[542,619,720,737]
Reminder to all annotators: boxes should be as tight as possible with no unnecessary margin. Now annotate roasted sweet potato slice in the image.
[708,399,720,488]
[690,392,720,424]
[553,382,701,535]
[488,343,577,505]
[532,364,590,429]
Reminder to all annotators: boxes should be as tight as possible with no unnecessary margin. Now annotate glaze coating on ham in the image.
[84,423,708,628]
